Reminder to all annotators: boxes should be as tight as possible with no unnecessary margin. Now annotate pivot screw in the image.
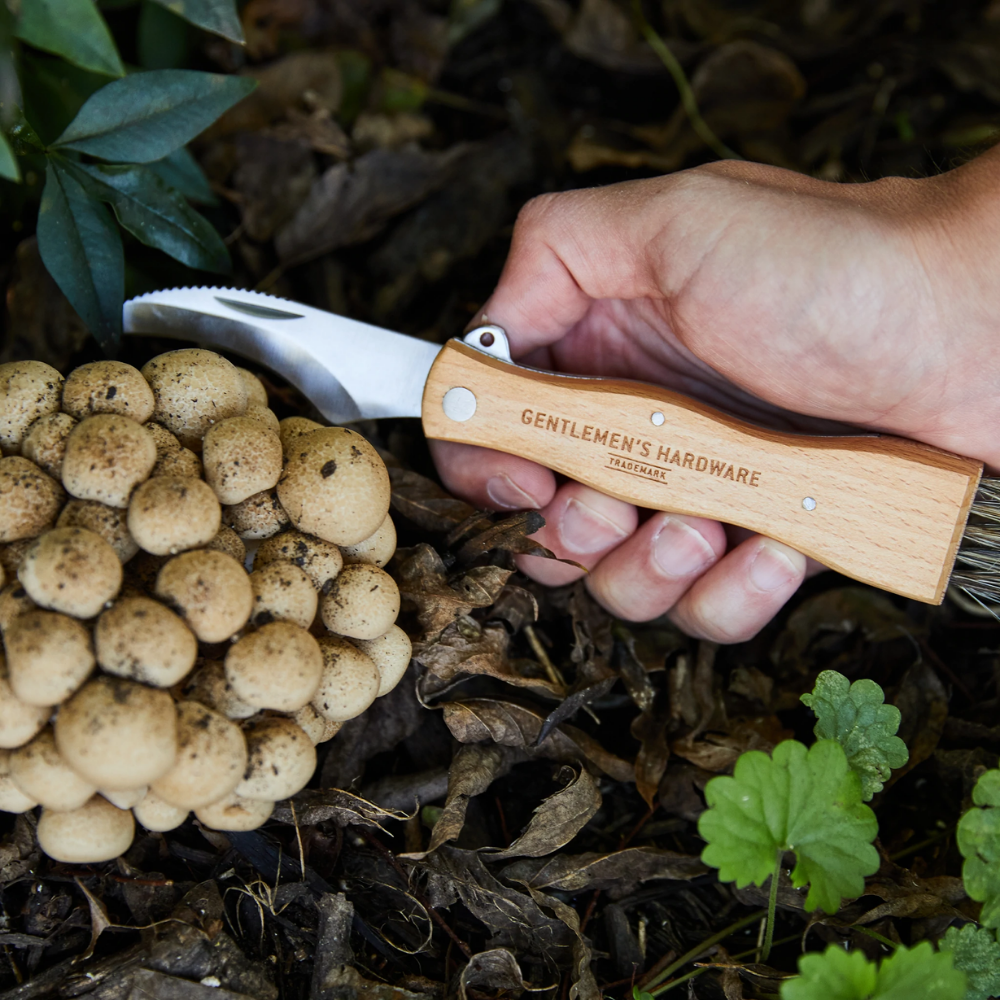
[802,497,817,511]
[651,411,665,426]
[442,387,477,422]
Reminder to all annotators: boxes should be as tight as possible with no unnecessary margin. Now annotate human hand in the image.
[430,151,1000,641]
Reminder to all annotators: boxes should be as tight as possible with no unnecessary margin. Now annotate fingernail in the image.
[749,541,803,592]
[560,497,629,554]
[486,474,540,510]
[652,517,716,578]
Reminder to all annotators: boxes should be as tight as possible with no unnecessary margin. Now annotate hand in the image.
[430,151,1000,642]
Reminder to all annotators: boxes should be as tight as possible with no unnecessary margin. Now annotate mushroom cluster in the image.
[0,352,408,863]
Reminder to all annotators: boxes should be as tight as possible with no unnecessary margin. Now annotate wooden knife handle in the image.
[422,341,982,604]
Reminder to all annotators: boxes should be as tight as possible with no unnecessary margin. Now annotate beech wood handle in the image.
[422,341,983,604]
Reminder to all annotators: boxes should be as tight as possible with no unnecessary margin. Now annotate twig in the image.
[524,624,566,688]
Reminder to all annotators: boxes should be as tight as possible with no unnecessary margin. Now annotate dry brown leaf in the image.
[272,789,408,830]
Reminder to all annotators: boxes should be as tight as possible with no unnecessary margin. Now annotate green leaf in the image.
[148,0,244,44]
[69,161,230,273]
[801,670,909,800]
[15,0,124,78]
[0,133,19,182]
[940,924,1000,1000]
[20,51,110,143]
[53,69,257,163]
[781,942,965,1000]
[958,769,1000,929]
[698,739,879,914]
[148,147,216,205]
[37,159,123,352]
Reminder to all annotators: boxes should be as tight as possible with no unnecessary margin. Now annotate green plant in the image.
[939,923,1000,1000]
[801,670,909,800]
[957,768,1000,930]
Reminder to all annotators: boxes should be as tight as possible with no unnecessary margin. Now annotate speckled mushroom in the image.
[21,412,76,479]
[194,792,273,831]
[204,525,247,565]
[62,414,156,508]
[101,787,147,810]
[95,596,198,687]
[0,652,49,748]
[178,660,258,721]
[37,796,134,863]
[292,703,342,746]
[0,361,63,456]
[222,488,289,540]
[146,422,203,479]
[57,499,139,564]
[225,621,323,711]
[243,404,280,435]
[354,625,412,697]
[5,610,94,706]
[133,789,188,832]
[10,728,97,811]
[236,368,269,408]
[255,530,343,592]
[249,560,318,628]
[311,635,380,722]
[320,564,399,640]
[235,716,316,801]
[0,583,35,634]
[278,416,322,460]
[202,417,283,505]
[340,514,396,568]
[0,749,37,813]
[127,476,221,555]
[0,456,65,542]
[62,361,155,423]
[0,539,34,579]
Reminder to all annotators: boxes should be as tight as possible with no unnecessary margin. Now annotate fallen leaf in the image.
[272,789,408,830]
[457,948,545,999]
[389,468,476,534]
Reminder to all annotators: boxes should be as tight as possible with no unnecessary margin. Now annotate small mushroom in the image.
[95,596,198,687]
[249,560,318,628]
[146,422,203,479]
[243,404,280,435]
[21,412,77,479]
[122,551,168,595]
[225,621,323,711]
[150,701,247,809]
[223,488,289,540]
[278,416,322,460]
[235,717,316,801]
[155,549,253,643]
[354,625,412,697]
[0,583,36,634]
[19,527,122,618]
[320,564,399,640]
[179,660,258,720]
[205,525,247,565]
[0,539,33,579]
[311,635,380,722]
[194,792,272,831]
[0,749,38,813]
[57,499,139,563]
[0,456,65,542]
[236,368,269,408]
[62,414,156,508]
[202,417,283,505]
[133,790,188,832]
[255,530,343,591]
[128,476,221,555]
[37,796,134,863]
[141,349,248,451]
[277,428,390,546]
[0,361,63,456]
[10,728,96,811]
[292,703,342,746]
[6,610,94,706]
[0,653,49,748]
[55,676,177,790]
[61,361,155,423]
[340,514,396,568]
[101,787,147,810]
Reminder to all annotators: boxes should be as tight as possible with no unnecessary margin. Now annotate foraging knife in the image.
[123,286,985,606]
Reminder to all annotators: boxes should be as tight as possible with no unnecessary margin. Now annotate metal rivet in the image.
[651,411,665,426]
[802,497,817,511]
[442,386,477,422]
[479,331,495,347]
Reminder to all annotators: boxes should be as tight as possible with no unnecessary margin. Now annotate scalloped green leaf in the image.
[149,0,244,44]
[698,739,879,914]
[15,0,124,78]
[958,769,1000,929]
[801,670,909,801]
[940,924,1000,1000]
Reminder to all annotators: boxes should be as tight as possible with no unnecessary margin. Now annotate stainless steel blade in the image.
[122,286,441,423]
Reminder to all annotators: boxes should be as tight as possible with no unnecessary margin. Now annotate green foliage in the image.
[632,988,654,1000]
[801,670,909,800]
[148,148,217,205]
[698,739,879,914]
[940,924,1000,1000]
[957,769,1000,929]
[148,0,245,44]
[780,942,966,1000]
[15,0,124,78]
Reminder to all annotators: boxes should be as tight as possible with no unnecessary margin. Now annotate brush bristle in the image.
[952,477,1000,605]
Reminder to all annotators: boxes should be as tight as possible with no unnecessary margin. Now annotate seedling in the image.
[957,768,1000,929]
[940,924,1000,1000]
[801,670,909,800]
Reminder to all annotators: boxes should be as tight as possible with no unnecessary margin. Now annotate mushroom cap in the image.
[57,499,139,564]
[354,625,412,697]
[150,701,247,809]
[202,417,283,505]
[37,796,135,863]
[155,549,253,643]
[122,551,168,595]
[292,703,342,745]
[236,368,269,409]
[133,789,188,832]
[277,428,390,546]
[0,749,38,812]
[243,404,280,435]
[146,422,203,479]
[278,417,322,460]
[21,412,77,479]
[255,530,343,591]
[311,635,380,722]
[128,476,221,555]
[0,361,63,456]
[225,621,323,711]
[19,527,122,618]
[340,514,396,568]
[6,610,94,706]
[62,414,157,508]
[178,660,258,720]
[0,539,33,579]
[96,596,198,687]
[205,525,247,565]
[62,361,155,423]
[320,564,400,640]
[194,792,272,831]
[0,654,49,748]
[55,676,178,790]
[10,727,97,811]
[235,717,316,801]
[0,456,65,542]
[0,582,36,634]
[223,488,289,540]
[141,349,248,451]
[249,560,318,628]
[101,786,147,809]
